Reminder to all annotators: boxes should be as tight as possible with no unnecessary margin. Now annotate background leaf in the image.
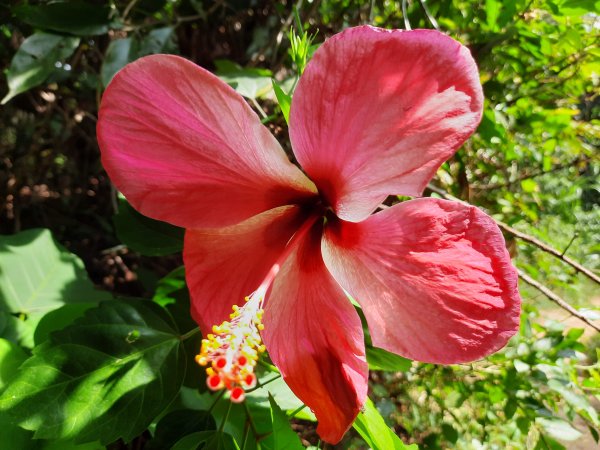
[366,346,412,372]
[353,398,418,450]
[268,393,304,450]
[14,1,113,36]
[0,229,109,346]
[113,196,184,256]
[0,299,186,444]
[1,33,79,104]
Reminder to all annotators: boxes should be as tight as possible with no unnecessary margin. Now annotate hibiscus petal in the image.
[98,55,316,228]
[322,198,521,364]
[184,206,306,334]
[262,224,368,444]
[290,26,483,222]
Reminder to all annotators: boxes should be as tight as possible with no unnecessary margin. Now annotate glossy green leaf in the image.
[536,417,582,441]
[0,229,109,346]
[1,33,79,104]
[272,80,291,124]
[0,338,27,391]
[33,303,97,346]
[555,0,600,15]
[0,299,186,444]
[366,346,412,372]
[215,60,272,99]
[353,398,418,450]
[101,28,177,87]
[138,27,177,57]
[268,394,304,450]
[171,431,240,450]
[0,412,34,450]
[113,196,184,256]
[14,1,113,36]
[148,409,215,450]
[171,431,215,450]
[100,38,133,87]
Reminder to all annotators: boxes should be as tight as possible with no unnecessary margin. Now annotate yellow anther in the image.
[195,291,266,403]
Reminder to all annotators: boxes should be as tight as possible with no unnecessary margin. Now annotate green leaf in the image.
[153,266,187,307]
[101,28,178,87]
[485,0,501,30]
[171,431,239,450]
[0,338,27,391]
[33,303,97,346]
[215,60,272,99]
[272,80,291,124]
[536,417,582,441]
[14,1,113,36]
[204,432,241,450]
[100,38,133,87]
[148,409,215,450]
[441,423,458,444]
[0,229,109,346]
[268,394,304,450]
[521,179,538,193]
[353,398,417,450]
[0,411,34,450]
[138,27,177,57]
[366,346,412,372]
[555,0,600,16]
[113,196,184,256]
[171,431,214,450]
[1,33,80,104]
[0,299,186,444]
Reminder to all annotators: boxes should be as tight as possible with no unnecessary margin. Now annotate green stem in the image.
[247,374,281,393]
[218,400,233,434]
[287,404,306,418]
[241,421,250,450]
[180,327,201,341]
[257,359,280,373]
[208,390,226,415]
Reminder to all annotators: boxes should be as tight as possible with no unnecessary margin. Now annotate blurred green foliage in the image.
[0,0,598,449]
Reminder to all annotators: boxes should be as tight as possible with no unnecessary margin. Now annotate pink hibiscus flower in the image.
[97,26,521,443]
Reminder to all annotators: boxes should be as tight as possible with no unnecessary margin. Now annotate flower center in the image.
[195,210,322,402]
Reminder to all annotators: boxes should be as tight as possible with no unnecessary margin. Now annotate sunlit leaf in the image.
[367,346,412,372]
[268,393,304,450]
[353,398,417,450]
[0,229,109,346]
[0,338,27,391]
[0,299,186,444]
[215,60,272,99]
[536,417,582,441]
[272,80,292,124]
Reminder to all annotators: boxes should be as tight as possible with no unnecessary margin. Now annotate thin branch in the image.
[495,221,600,285]
[472,155,592,191]
[402,0,411,30]
[422,185,599,330]
[122,0,140,20]
[417,0,439,30]
[426,183,600,286]
[517,269,600,332]
[250,98,268,120]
